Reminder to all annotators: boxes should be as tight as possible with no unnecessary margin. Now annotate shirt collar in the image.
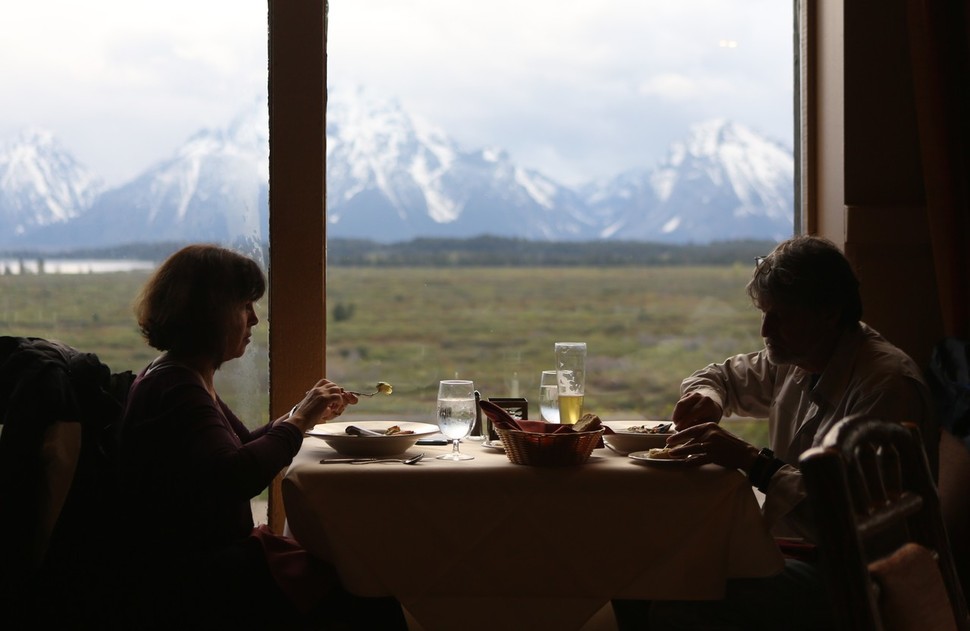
[809,323,865,408]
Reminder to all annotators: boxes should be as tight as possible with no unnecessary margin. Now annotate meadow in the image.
[0,265,769,444]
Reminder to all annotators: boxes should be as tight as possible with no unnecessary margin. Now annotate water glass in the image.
[436,380,476,461]
[555,342,586,425]
[539,370,560,423]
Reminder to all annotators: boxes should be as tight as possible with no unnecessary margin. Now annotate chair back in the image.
[0,336,134,628]
[940,428,970,598]
[800,416,970,631]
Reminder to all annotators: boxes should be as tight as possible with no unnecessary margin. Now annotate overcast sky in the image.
[2,1,793,188]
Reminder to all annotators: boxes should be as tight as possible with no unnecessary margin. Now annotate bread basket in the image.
[496,427,603,466]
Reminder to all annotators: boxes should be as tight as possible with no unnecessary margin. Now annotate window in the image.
[1,1,270,423]
[322,1,794,431]
[1,1,797,531]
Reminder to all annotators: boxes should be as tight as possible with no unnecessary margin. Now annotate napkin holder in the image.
[483,397,528,442]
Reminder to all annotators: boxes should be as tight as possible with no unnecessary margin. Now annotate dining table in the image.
[281,435,785,631]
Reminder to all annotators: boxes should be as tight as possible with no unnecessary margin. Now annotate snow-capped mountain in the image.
[16,100,269,249]
[0,128,103,240]
[586,119,793,242]
[0,90,794,249]
[325,86,593,242]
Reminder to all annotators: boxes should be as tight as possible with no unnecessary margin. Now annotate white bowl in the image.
[307,420,440,457]
[601,420,674,456]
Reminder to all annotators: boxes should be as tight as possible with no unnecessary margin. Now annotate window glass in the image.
[325,1,793,443]
[1,2,269,426]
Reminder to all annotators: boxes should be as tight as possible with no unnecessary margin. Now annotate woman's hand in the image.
[671,392,723,430]
[285,379,359,432]
[665,422,759,471]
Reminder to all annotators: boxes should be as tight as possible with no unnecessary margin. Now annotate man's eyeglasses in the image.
[753,255,793,284]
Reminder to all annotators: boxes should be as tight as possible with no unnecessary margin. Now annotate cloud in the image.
[2,0,793,188]
[639,74,706,101]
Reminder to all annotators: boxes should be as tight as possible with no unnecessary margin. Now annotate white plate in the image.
[602,420,673,455]
[307,421,439,457]
[480,439,505,451]
[628,450,702,467]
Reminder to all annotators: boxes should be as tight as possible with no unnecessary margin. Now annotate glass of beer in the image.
[554,342,586,425]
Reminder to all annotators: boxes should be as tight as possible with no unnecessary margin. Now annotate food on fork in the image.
[646,447,678,459]
[375,381,393,395]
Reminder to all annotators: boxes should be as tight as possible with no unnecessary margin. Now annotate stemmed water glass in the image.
[436,379,476,461]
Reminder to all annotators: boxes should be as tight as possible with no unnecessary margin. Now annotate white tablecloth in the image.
[282,439,784,631]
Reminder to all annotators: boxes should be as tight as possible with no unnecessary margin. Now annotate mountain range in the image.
[0,88,794,250]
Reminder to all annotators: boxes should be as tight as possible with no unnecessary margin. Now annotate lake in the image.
[0,259,156,274]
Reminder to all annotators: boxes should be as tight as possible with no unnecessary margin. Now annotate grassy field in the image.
[1,265,769,444]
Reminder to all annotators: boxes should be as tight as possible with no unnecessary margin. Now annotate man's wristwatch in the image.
[747,447,784,492]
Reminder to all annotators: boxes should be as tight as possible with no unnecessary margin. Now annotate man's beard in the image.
[764,341,807,367]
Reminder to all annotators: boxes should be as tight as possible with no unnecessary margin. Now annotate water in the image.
[539,385,560,423]
[0,258,155,274]
[437,397,477,439]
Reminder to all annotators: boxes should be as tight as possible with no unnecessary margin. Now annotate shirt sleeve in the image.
[760,465,815,540]
[680,350,778,419]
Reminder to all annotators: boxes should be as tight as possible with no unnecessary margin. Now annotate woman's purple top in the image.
[119,361,303,561]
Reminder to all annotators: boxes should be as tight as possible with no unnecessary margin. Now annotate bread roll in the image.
[573,413,602,433]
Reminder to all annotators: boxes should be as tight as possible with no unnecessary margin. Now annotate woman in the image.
[118,244,406,629]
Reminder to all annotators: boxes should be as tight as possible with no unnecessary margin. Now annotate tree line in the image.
[2,236,779,267]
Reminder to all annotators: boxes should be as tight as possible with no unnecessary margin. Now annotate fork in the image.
[348,381,393,397]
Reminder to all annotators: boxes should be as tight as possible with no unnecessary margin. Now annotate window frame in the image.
[266,0,328,532]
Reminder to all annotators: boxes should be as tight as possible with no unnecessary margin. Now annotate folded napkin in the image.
[478,399,527,431]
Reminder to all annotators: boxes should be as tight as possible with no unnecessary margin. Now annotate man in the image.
[638,235,938,630]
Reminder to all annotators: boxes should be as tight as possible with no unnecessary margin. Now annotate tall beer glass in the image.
[554,342,586,425]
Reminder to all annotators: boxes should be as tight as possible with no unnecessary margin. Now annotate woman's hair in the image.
[747,235,863,326]
[135,244,266,360]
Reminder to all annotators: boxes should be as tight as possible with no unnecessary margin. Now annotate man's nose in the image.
[760,313,774,338]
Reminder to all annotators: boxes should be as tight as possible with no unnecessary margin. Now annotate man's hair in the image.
[134,244,265,361]
[747,235,862,326]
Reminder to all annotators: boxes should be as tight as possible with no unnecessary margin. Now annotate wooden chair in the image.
[940,428,970,599]
[800,416,970,631]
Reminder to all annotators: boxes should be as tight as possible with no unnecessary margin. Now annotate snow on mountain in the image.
[17,100,269,249]
[588,119,794,243]
[0,128,103,242]
[324,86,591,242]
[0,91,794,250]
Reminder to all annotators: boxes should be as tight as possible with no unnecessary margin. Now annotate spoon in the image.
[319,453,425,465]
[352,453,425,465]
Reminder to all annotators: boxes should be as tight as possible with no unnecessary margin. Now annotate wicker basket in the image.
[496,427,603,466]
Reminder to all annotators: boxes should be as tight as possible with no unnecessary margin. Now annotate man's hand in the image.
[665,422,760,470]
[671,392,723,430]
